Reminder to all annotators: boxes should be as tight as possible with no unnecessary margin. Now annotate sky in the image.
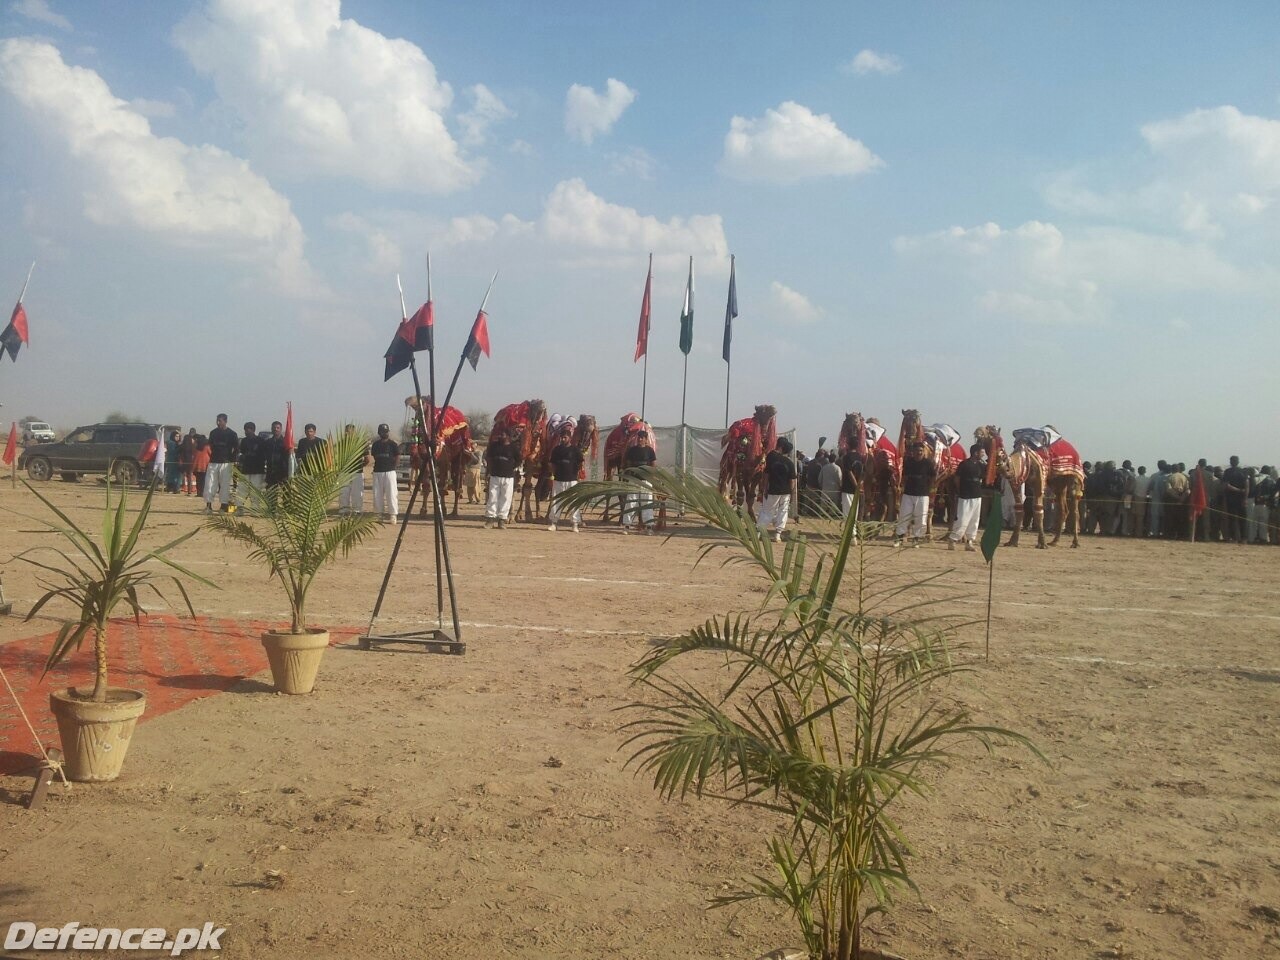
[1,0,1279,468]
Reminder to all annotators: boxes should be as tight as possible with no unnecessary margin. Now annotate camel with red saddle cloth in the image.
[718,404,777,521]
[405,395,472,518]
[492,399,549,522]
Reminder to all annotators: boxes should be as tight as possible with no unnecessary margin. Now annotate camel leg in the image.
[1035,490,1047,548]
[1070,494,1081,548]
[1049,487,1063,546]
[1007,496,1022,547]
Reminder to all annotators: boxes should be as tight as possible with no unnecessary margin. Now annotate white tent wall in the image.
[589,424,798,486]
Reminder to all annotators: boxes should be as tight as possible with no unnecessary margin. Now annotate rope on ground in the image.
[0,660,70,789]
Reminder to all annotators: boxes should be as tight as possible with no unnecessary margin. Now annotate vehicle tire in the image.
[26,456,52,481]
[60,472,79,482]
[112,459,140,485]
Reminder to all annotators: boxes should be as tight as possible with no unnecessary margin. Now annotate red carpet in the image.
[0,615,357,775]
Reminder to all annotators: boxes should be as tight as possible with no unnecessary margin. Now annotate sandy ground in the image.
[1,478,1278,959]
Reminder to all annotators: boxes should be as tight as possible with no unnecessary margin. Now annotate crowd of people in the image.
[792,445,1279,547]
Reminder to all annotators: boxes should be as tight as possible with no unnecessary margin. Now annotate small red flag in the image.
[1190,465,1208,522]
[284,402,295,453]
[3,421,16,466]
[1,302,28,361]
[464,310,490,370]
[634,260,651,362]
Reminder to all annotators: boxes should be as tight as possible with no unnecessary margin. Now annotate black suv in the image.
[22,422,160,484]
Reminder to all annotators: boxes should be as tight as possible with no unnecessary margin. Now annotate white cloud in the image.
[508,138,535,157]
[331,212,401,275]
[769,281,824,324]
[842,49,901,76]
[173,0,479,193]
[10,0,71,31]
[457,83,513,147]
[564,78,636,144]
[538,179,726,261]
[129,97,176,119]
[720,101,882,183]
[606,146,655,180]
[0,38,318,294]
[337,180,726,271]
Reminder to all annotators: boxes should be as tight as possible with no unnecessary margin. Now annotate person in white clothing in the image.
[546,430,584,532]
[948,444,986,551]
[894,442,936,545]
[756,438,797,542]
[369,423,399,523]
[484,431,521,529]
[339,423,370,515]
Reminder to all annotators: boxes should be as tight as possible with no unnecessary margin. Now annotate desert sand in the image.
[1,478,1278,959]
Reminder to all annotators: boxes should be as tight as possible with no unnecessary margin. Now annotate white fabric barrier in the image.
[590,423,798,486]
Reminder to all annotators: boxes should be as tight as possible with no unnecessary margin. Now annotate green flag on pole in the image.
[981,491,1003,563]
[678,256,694,355]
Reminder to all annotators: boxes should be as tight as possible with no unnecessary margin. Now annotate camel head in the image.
[839,412,868,457]
[528,399,547,425]
[754,404,777,427]
[576,414,599,460]
[900,408,923,440]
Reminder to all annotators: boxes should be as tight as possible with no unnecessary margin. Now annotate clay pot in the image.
[49,687,147,782]
[260,629,329,695]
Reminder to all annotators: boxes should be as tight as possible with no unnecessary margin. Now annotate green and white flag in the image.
[678,256,694,355]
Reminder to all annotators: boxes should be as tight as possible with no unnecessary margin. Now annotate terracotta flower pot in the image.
[49,687,147,782]
[260,629,330,695]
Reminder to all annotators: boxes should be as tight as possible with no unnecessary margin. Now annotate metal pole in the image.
[985,560,994,662]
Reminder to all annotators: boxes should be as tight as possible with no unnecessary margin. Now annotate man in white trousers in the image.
[484,431,520,529]
[894,441,936,547]
[546,429,584,532]
[370,423,399,523]
[757,437,797,542]
[204,413,239,513]
[948,444,987,551]
[339,423,370,515]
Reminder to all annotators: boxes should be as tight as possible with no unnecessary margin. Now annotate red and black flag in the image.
[464,309,490,370]
[1,301,28,362]
[383,301,434,381]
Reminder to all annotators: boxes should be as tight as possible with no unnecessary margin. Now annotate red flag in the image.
[464,310,490,370]
[634,258,651,362]
[2,422,16,466]
[1,302,28,361]
[414,300,434,352]
[1190,465,1208,522]
[284,402,295,453]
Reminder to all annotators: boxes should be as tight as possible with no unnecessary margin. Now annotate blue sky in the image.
[1,0,1278,467]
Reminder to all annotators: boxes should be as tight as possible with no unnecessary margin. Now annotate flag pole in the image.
[435,269,498,431]
[425,253,444,629]
[17,261,35,305]
[724,254,734,428]
[985,559,994,661]
[640,252,651,421]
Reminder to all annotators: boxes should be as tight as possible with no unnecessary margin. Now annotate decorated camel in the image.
[493,399,549,522]
[534,413,600,518]
[976,424,1083,547]
[923,422,966,529]
[718,404,778,520]
[835,412,871,515]
[602,413,657,525]
[405,395,472,518]
[857,416,901,526]
[974,425,1047,547]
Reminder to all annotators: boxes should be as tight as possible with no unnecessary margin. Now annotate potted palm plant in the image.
[204,426,378,695]
[18,478,210,782]
[555,470,1042,960]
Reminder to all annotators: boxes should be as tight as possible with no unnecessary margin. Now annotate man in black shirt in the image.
[264,421,290,487]
[1221,455,1249,544]
[370,423,400,523]
[484,431,520,529]
[948,444,986,551]
[205,413,239,513]
[757,437,796,543]
[839,449,863,520]
[894,441,936,547]
[547,429,585,532]
[296,423,327,470]
[622,434,657,534]
[236,421,267,510]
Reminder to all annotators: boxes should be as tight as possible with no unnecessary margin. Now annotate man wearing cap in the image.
[894,441,936,547]
[370,423,400,523]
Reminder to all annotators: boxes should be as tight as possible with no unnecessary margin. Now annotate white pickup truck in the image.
[22,420,55,443]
